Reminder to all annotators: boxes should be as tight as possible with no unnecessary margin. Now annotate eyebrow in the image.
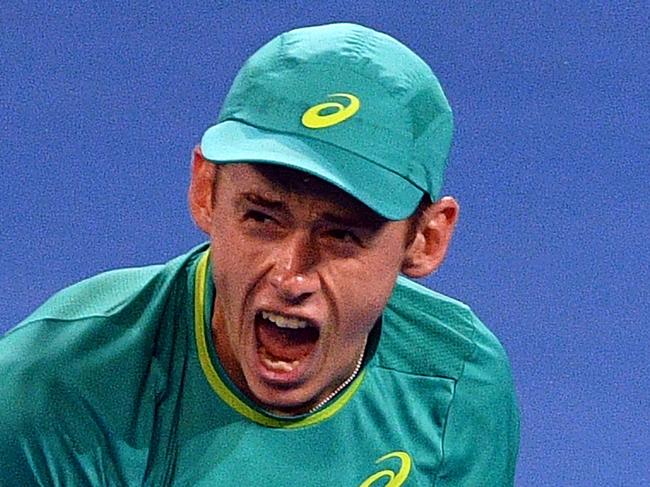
[241,192,285,211]
[240,192,386,230]
[321,211,385,230]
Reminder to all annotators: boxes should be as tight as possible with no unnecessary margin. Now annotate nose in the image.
[267,231,320,303]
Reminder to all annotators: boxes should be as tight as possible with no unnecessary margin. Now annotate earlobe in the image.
[401,197,459,278]
[188,146,216,234]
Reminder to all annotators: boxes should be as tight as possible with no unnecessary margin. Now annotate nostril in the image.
[269,271,317,304]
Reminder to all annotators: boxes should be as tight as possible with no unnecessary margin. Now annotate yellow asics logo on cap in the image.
[301,93,360,129]
[359,451,412,487]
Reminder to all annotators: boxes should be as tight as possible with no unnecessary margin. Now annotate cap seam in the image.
[407,113,452,183]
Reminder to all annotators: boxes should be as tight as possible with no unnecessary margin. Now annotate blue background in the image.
[1,2,648,485]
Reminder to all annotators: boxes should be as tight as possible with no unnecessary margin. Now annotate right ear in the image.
[188,145,217,234]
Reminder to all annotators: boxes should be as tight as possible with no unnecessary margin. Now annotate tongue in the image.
[256,317,319,361]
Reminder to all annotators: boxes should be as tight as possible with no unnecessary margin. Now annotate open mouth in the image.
[255,310,320,374]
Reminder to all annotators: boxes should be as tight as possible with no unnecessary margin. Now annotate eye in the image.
[327,228,361,245]
[244,210,276,224]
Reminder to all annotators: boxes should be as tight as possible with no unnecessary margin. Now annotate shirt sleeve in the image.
[434,314,520,486]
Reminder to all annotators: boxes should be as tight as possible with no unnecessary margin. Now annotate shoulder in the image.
[13,246,205,327]
[378,277,520,483]
[0,243,208,398]
[5,244,209,333]
[0,245,209,476]
[378,275,512,382]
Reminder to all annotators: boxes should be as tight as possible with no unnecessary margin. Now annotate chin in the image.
[248,381,321,415]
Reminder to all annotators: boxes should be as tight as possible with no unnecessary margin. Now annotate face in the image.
[195,163,414,415]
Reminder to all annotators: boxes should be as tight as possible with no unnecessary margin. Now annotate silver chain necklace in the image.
[308,347,365,413]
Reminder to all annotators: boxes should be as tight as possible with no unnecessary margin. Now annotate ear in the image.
[401,196,459,278]
[188,145,217,234]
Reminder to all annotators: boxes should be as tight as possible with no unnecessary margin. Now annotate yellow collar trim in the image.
[193,249,366,429]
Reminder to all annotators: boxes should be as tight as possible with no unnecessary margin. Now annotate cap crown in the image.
[217,23,453,199]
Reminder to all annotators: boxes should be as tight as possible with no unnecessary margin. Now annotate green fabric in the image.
[201,23,453,220]
[0,245,519,485]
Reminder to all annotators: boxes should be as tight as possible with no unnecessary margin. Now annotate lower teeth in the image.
[260,347,299,372]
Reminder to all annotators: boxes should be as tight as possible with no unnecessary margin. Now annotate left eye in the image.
[327,229,359,244]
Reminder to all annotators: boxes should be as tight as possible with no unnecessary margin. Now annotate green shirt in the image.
[0,244,519,486]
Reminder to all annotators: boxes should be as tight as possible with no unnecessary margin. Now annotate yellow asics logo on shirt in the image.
[301,93,360,129]
[359,451,412,487]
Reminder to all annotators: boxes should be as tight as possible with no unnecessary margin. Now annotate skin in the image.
[189,148,459,415]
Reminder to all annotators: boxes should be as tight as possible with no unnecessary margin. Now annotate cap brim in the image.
[200,120,423,220]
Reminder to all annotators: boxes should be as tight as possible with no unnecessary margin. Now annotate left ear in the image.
[401,196,459,278]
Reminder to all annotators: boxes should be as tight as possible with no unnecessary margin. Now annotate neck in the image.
[307,345,365,413]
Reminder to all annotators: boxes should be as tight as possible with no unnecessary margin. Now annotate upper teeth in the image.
[262,311,309,329]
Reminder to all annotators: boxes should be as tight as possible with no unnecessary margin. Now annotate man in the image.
[0,23,519,485]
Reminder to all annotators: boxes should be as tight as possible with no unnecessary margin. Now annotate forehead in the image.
[220,163,387,223]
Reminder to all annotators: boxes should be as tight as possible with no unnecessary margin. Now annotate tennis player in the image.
[0,23,519,485]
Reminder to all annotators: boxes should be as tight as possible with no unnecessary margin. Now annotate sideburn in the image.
[404,195,432,248]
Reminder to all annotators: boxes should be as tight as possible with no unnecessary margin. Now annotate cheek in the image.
[209,226,255,284]
[209,237,249,317]
[208,231,270,320]
[331,257,402,338]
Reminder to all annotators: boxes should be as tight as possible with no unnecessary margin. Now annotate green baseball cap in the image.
[201,23,453,220]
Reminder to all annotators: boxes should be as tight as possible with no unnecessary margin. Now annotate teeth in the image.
[261,357,297,372]
[261,311,309,329]
[259,347,299,372]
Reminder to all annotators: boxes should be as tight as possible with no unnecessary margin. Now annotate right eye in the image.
[244,210,275,224]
